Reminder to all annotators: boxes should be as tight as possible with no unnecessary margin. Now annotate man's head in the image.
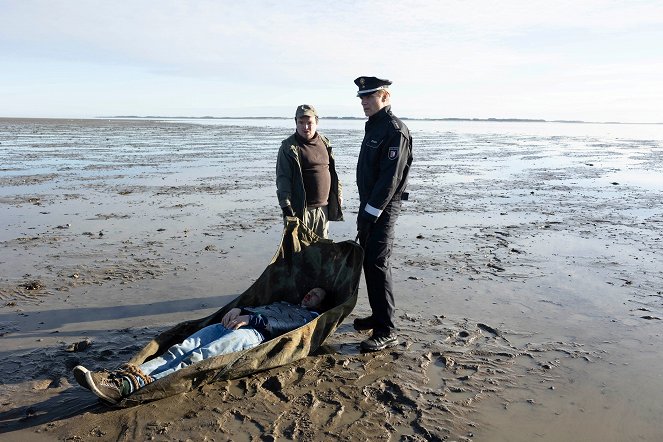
[354,76,392,117]
[295,104,318,141]
[300,287,327,309]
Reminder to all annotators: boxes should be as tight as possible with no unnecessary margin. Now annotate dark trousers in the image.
[359,200,401,336]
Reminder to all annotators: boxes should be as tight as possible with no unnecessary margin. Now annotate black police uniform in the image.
[356,104,412,337]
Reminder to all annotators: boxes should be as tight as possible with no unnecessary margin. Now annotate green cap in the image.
[295,104,317,119]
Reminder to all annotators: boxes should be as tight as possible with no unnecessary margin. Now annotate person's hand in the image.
[228,315,250,329]
[221,308,242,328]
[281,205,295,218]
[356,212,376,244]
[357,224,370,245]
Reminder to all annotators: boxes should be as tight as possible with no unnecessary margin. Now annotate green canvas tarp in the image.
[118,217,363,407]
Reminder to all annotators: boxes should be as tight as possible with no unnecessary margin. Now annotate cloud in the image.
[1,0,662,120]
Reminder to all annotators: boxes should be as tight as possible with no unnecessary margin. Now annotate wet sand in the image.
[0,117,662,441]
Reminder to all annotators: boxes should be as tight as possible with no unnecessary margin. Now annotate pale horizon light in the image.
[1,0,662,123]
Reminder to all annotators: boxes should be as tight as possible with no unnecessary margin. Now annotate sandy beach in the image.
[1,117,662,441]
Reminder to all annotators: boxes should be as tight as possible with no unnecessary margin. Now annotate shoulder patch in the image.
[391,120,400,130]
[388,146,399,160]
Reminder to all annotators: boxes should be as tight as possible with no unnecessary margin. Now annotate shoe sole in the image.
[360,338,399,352]
[85,371,120,405]
[73,365,91,390]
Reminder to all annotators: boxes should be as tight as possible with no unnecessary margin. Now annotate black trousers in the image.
[359,200,401,336]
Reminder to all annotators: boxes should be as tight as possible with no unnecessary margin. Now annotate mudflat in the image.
[0,117,662,441]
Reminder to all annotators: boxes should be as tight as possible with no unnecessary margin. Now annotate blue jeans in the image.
[136,324,264,386]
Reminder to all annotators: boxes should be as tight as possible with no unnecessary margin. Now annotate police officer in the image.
[353,76,413,351]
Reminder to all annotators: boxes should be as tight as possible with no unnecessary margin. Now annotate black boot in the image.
[353,316,376,331]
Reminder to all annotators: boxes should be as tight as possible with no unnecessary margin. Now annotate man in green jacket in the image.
[276,104,343,238]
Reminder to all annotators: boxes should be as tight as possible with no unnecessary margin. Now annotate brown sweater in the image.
[295,132,331,207]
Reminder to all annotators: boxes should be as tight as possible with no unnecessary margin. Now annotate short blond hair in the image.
[376,89,391,105]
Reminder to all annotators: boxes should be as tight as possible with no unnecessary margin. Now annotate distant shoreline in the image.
[103,116,663,125]
[1,116,661,125]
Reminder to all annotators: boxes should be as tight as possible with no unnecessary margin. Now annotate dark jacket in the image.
[276,133,343,221]
[357,105,412,221]
[244,301,319,338]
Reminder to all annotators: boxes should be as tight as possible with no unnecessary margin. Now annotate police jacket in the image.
[357,105,412,221]
[276,133,343,221]
[244,301,320,339]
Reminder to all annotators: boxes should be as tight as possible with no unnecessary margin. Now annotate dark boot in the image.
[360,332,399,352]
[353,316,376,331]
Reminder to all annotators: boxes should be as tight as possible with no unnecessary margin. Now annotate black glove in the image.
[281,205,295,218]
[356,212,376,244]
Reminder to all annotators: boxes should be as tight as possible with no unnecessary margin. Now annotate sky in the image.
[1,0,662,123]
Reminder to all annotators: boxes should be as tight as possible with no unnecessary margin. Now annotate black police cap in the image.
[354,76,392,97]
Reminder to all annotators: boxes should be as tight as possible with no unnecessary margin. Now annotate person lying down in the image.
[73,288,327,404]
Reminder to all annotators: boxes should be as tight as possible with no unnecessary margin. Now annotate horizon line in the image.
[102,115,663,125]
[1,116,661,125]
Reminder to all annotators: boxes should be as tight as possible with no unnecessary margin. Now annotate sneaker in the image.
[86,371,124,404]
[360,333,399,352]
[353,316,376,331]
[72,365,91,390]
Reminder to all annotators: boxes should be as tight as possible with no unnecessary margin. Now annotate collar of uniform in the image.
[367,105,391,124]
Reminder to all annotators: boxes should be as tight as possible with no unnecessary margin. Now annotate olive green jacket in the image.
[275,132,343,221]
